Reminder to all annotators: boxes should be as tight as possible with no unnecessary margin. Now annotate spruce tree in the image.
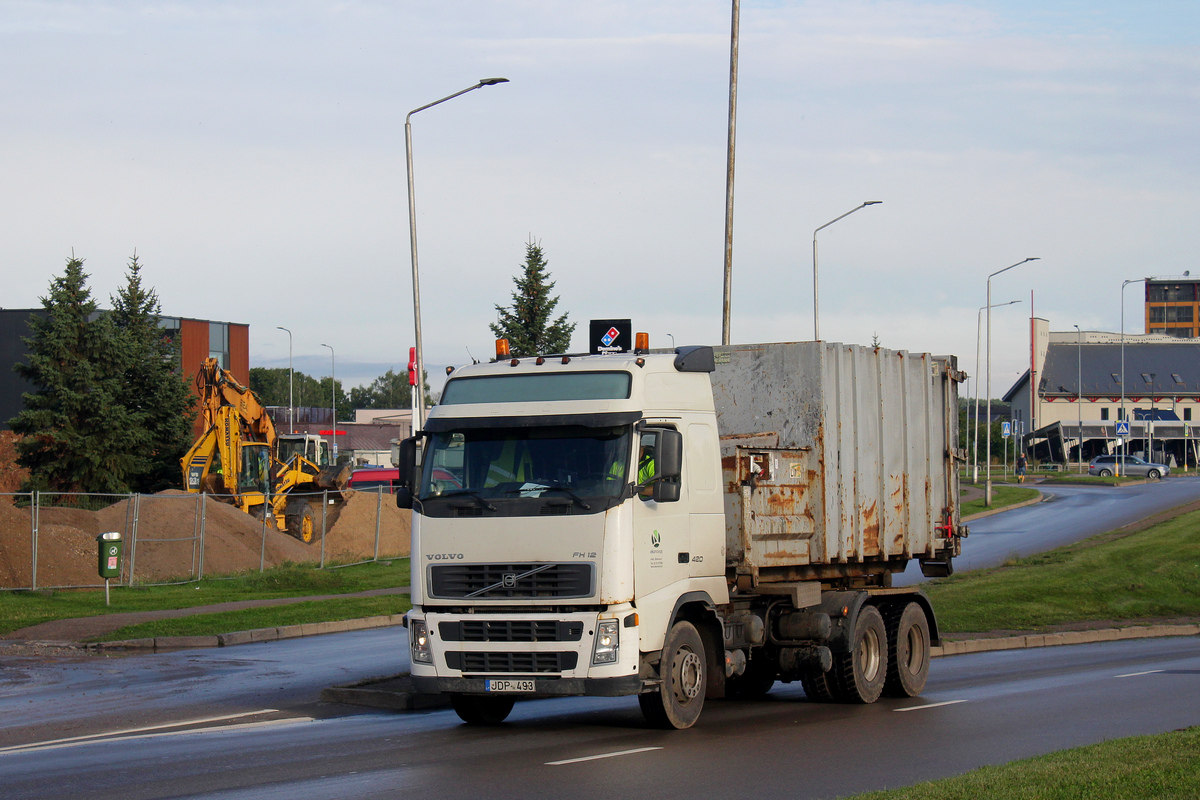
[110,253,197,492]
[10,257,144,493]
[490,239,575,357]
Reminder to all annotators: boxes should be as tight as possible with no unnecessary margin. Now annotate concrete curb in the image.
[932,623,1200,658]
[87,614,406,653]
[316,624,1200,713]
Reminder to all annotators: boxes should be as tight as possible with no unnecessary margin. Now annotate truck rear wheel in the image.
[450,694,514,725]
[286,504,317,544]
[883,602,930,697]
[831,604,887,703]
[639,620,706,729]
[799,669,837,702]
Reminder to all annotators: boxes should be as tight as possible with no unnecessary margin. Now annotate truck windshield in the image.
[419,425,631,504]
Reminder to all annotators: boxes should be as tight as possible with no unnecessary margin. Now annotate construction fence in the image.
[0,488,411,591]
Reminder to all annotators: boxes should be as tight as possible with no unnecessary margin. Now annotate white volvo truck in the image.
[396,339,966,728]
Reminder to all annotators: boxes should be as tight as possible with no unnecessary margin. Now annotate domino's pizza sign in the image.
[590,319,632,354]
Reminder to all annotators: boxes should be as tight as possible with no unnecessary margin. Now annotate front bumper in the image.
[409,608,642,697]
[411,674,643,697]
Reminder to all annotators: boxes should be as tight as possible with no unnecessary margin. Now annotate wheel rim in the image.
[905,625,926,674]
[859,628,881,682]
[672,647,703,703]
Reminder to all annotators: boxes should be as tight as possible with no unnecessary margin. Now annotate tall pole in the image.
[1080,323,1089,472]
[406,78,509,431]
[276,326,293,434]
[986,257,1039,505]
[974,300,1021,483]
[721,0,740,346]
[1120,278,1148,477]
[322,343,336,462]
[812,201,882,341]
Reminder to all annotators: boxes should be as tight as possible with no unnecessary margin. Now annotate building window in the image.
[1101,407,1109,421]
[209,322,229,368]
[1148,283,1197,303]
[1186,408,1193,422]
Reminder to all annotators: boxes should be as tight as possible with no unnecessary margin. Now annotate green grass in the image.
[927,509,1200,632]
[90,595,413,642]
[0,559,410,636]
[960,486,1041,517]
[842,727,1200,800]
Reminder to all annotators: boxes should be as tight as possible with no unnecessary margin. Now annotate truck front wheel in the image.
[831,605,887,703]
[640,620,706,729]
[450,694,514,725]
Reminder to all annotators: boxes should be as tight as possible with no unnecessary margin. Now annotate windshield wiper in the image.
[438,489,497,511]
[507,482,591,510]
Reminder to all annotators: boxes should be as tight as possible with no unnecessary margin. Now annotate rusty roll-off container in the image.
[710,342,963,586]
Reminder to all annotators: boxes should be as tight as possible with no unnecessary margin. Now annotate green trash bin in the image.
[97,531,123,580]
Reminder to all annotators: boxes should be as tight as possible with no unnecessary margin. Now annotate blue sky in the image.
[3,1,1198,397]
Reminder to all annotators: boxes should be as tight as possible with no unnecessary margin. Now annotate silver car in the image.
[1088,454,1170,479]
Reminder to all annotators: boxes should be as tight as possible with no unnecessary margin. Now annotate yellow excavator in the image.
[181,358,350,543]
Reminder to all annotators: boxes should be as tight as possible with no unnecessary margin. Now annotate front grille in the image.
[445,651,578,673]
[439,620,584,643]
[429,563,594,599]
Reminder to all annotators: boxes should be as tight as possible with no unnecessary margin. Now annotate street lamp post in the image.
[812,201,881,341]
[986,257,1039,505]
[322,343,336,462]
[1080,321,1089,472]
[1120,278,1149,477]
[406,78,509,432]
[276,326,293,434]
[974,300,1021,483]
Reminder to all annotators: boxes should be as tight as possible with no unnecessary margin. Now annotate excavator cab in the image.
[278,434,331,468]
[239,443,272,496]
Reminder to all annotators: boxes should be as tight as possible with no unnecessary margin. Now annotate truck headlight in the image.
[592,620,619,665]
[410,619,433,664]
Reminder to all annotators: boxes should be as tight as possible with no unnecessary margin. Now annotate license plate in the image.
[486,679,535,693]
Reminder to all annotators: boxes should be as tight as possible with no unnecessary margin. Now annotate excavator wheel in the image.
[286,504,318,544]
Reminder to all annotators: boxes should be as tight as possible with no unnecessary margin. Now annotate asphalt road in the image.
[1,635,1197,800]
[895,476,1200,585]
[3,478,1199,797]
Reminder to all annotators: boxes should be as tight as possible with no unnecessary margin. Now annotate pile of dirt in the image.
[0,488,411,589]
[324,489,411,561]
[0,432,28,494]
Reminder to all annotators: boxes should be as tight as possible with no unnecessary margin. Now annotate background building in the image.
[0,309,249,434]
[1004,318,1200,467]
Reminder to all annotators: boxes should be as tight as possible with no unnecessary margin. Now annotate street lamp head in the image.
[863,200,882,206]
[478,77,510,86]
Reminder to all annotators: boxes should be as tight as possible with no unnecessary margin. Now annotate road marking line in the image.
[0,709,282,754]
[894,700,967,712]
[1115,669,1164,678]
[547,746,663,766]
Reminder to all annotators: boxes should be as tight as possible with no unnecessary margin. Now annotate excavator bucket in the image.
[315,463,352,492]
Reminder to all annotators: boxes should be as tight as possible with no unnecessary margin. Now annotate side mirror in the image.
[394,436,420,509]
[395,485,414,509]
[652,429,683,503]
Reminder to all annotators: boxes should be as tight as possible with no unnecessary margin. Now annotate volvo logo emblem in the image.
[502,573,518,588]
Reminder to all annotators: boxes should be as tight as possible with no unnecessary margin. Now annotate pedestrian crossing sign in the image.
[1115,421,1130,436]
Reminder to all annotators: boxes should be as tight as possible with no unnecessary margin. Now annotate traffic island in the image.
[321,673,450,711]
